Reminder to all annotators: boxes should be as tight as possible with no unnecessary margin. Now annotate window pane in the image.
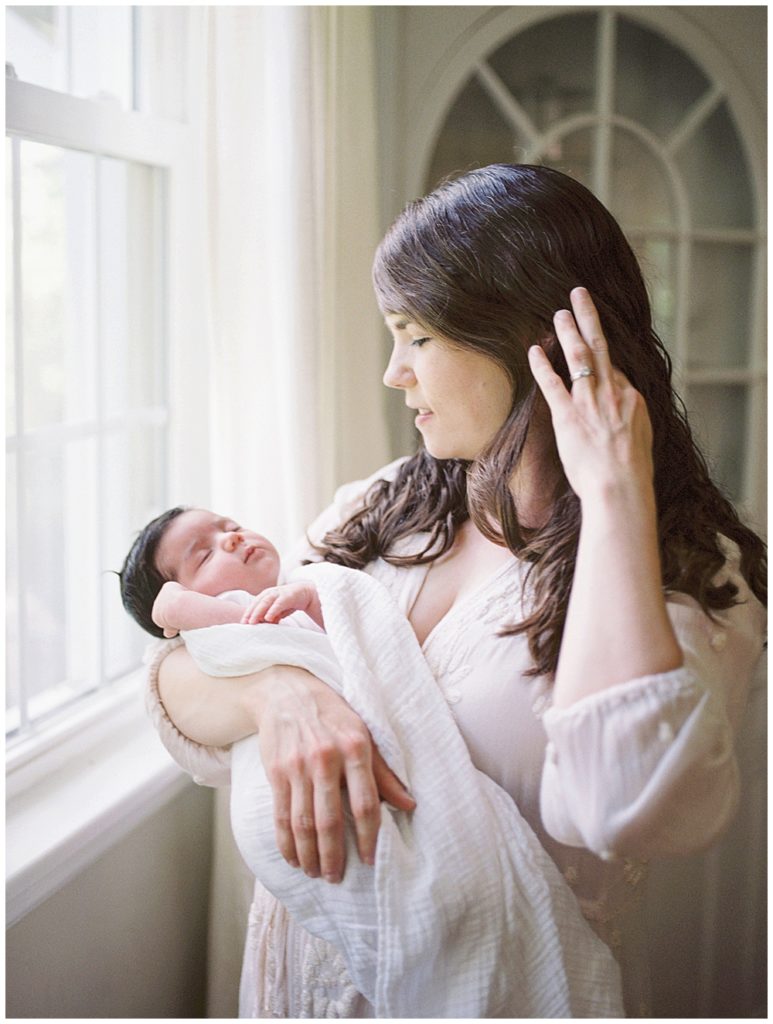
[102,425,166,679]
[20,142,98,430]
[546,127,595,194]
[100,158,163,415]
[69,6,134,108]
[610,129,675,230]
[6,6,134,109]
[615,16,710,140]
[688,244,753,371]
[5,7,69,92]
[486,12,598,133]
[22,439,101,723]
[675,102,754,230]
[687,385,748,502]
[631,236,676,358]
[6,138,16,437]
[6,451,20,729]
[426,77,523,190]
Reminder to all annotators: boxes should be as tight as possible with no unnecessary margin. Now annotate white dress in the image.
[144,459,766,1018]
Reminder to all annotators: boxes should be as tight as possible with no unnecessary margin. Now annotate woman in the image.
[148,164,766,1017]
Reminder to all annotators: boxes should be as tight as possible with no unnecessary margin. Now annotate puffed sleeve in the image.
[539,540,766,860]
[144,636,233,787]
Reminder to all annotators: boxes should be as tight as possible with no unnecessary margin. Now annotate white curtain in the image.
[181,6,391,1015]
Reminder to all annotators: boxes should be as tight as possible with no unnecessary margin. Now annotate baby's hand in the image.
[152,580,186,638]
[241,582,319,625]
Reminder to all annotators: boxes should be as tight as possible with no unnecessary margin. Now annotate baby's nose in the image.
[223,531,242,552]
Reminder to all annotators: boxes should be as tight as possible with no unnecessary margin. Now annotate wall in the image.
[6,783,214,1019]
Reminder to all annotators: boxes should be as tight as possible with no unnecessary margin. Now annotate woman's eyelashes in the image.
[411,336,431,348]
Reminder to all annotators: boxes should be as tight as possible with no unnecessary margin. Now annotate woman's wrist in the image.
[579,471,657,535]
[239,664,324,732]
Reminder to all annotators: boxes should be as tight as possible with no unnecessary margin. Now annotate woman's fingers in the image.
[566,286,614,384]
[527,343,573,417]
[290,776,320,877]
[341,732,382,866]
[372,749,416,811]
[271,774,300,868]
[313,769,346,883]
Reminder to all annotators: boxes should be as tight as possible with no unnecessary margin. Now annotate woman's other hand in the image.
[527,286,654,501]
[252,666,416,883]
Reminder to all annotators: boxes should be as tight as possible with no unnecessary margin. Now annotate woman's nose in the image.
[383,347,416,390]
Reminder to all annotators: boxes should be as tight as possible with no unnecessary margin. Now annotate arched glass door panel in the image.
[485,12,598,132]
[609,128,675,228]
[614,17,710,138]
[675,101,755,229]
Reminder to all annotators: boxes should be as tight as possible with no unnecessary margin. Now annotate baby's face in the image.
[155,509,281,596]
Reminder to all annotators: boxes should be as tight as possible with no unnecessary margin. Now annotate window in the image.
[6,6,188,749]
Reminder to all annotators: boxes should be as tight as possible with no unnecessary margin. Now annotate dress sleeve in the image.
[144,636,233,787]
[539,541,766,860]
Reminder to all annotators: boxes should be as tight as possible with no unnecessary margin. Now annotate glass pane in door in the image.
[615,16,710,140]
[426,76,526,190]
[675,102,754,229]
[629,236,676,357]
[486,12,598,133]
[688,243,753,370]
[686,384,748,502]
[609,128,675,229]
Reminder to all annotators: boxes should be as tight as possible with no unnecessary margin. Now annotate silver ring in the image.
[570,366,595,383]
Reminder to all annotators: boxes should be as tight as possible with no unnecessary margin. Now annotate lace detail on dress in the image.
[298,936,361,1018]
[422,560,526,694]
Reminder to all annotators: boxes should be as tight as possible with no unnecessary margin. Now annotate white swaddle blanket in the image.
[183,561,623,1018]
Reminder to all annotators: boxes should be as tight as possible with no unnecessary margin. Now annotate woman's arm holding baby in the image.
[156,648,414,878]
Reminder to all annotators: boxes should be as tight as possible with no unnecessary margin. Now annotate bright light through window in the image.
[6,137,168,738]
[6,6,135,109]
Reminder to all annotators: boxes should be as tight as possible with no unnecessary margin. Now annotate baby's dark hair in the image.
[119,506,188,638]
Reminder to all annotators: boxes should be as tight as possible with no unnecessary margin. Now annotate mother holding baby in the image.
[146,164,765,1017]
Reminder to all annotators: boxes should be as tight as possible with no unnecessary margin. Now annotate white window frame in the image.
[6,74,205,926]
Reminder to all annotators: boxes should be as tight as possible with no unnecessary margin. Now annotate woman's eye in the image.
[411,337,431,348]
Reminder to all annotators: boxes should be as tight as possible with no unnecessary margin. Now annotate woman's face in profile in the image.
[382,314,513,460]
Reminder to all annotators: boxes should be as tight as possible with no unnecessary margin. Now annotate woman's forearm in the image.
[552,478,683,709]
[157,644,274,746]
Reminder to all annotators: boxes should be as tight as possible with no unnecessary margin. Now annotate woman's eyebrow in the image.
[386,317,412,331]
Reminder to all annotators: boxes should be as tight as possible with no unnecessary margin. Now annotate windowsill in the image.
[6,671,192,927]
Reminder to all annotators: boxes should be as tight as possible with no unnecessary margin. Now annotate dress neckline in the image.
[414,554,521,654]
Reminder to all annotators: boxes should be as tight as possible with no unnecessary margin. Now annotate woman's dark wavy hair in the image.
[118,506,188,638]
[313,164,766,678]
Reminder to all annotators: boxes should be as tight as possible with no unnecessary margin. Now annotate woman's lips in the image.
[415,409,433,426]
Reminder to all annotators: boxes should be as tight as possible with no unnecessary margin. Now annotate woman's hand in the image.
[527,287,654,502]
[252,667,416,883]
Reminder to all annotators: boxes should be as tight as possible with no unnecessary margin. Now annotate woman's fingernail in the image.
[324,872,341,884]
[288,858,300,868]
